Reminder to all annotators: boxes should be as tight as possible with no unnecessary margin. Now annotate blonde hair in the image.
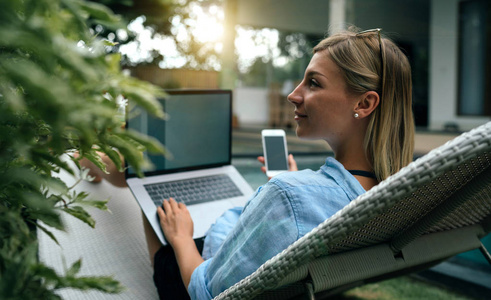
[313,29,415,181]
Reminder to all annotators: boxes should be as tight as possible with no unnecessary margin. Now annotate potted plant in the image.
[0,0,165,297]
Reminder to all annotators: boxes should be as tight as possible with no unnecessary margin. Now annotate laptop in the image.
[125,89,253,245]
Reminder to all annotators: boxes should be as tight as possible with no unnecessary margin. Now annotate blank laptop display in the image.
[127,90,231,176]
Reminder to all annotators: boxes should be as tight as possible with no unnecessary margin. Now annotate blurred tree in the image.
[94,0,175,34]
[237,28,320,87]
[92,0,223,70]
[88,0,174,66]
[88,1,318,79]
[0,0,166,298]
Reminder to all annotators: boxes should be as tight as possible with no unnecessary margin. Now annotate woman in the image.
[152,27,415,299]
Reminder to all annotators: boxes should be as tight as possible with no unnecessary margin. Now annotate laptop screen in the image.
[126,89,232,177]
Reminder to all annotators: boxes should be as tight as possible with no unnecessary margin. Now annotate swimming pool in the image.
[232,155,331,190]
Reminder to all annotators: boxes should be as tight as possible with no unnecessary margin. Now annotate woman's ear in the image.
[353,91,380,119]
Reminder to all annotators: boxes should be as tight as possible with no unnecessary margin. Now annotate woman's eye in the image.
[309,79,320,88]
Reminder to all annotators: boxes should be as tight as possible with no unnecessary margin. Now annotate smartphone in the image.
[261,129,289,177]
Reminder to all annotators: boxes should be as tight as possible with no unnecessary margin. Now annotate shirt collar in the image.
[321,157,367,198]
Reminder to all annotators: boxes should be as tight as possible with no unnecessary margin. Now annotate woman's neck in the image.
[333,138,372,172]
[331,138,378,191]
[352,175,378,191]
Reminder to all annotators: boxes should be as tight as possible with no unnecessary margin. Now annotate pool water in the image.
[232,155,330,190]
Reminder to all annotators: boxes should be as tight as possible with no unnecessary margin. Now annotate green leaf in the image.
[103,39,118,47]
[121,82,166,119]
[98,144,124,172]
[70,190,109,211]
[80,149,108,174]
[82,199,110,211]
[23,192,64,231]
[33,262,124,294]
[104,134,147,175]
[35,222,60,246]
[78,1,123,27]
[0,80,26,112]
[105,52,122,73]
[119,129,167,155]
[33,263,62,283]
[62,206,96,228]
[51,37,101,82]
[69,190,89,202]
[0,58,73,109]
[62,275,124,293]
[66,259,82,277]
[41,173,71,196]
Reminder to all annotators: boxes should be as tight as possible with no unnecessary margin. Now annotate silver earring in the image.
[354,113,359,118]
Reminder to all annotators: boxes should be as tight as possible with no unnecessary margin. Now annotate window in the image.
[458,0,491,116]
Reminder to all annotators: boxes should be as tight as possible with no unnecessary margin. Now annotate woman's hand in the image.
[157,198,194,247]
[257,154,298,180]
[157,197,204,289]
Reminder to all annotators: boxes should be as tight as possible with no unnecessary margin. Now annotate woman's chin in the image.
[296,128,321,141]
[295,127,310,139]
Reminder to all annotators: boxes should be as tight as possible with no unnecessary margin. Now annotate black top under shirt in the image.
[347,170,377,179]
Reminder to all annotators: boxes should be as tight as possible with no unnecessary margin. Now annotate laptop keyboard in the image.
[144,174,244,206]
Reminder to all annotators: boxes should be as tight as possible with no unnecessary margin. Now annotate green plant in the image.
[0,0,166,298]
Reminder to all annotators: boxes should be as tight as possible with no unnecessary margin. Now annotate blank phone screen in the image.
[265,136,288,170]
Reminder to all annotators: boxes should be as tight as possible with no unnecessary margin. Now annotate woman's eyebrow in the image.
[305,70,327,79]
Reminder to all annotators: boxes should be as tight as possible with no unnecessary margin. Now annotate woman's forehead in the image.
[306,51,343,79]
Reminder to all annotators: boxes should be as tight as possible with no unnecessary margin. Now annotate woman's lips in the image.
[294,111,307,120]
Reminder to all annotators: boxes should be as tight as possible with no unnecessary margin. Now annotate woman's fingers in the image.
[258,154,297,178]
[161,197,187,213]
[257,156,268,176]
[177,201,187,210]
[161,198,172,214]
[288,154,298,171]
[168,197,179,210]
[157,205,165,218]
[158,197,193,247]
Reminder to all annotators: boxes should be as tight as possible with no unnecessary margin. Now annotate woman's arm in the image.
[189,181,299,297]
[158,198,204,288]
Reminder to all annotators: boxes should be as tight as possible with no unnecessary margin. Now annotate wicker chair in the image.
[215,121,491,300]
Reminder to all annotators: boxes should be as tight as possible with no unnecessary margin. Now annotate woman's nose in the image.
[287,84,303,104]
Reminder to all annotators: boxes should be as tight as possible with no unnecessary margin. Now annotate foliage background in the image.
[0,0,167,298]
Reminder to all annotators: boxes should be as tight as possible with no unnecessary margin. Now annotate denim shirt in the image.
[188,157,366,300]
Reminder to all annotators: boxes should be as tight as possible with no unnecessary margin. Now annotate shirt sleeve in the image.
[188,259,213,300]
[201,205,244,260]
[188,180,299,299]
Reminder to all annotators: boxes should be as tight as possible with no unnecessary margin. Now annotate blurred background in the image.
[100,0,490,133]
